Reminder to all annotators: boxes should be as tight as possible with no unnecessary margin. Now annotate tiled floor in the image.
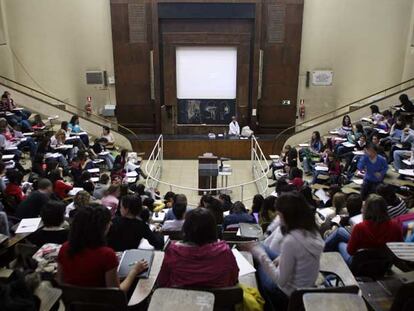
[144,160,270,207]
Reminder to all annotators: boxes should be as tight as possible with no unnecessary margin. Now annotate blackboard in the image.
[177,99,236,125]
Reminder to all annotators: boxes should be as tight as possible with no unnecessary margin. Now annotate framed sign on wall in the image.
[311,70,333,86]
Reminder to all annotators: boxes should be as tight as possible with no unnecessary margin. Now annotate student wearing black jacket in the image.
[107,194,164,251]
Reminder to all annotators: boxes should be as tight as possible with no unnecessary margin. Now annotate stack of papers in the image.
[126,171,138,177]
[55,144,73,149]
[314,165,329,172]
[15,218,41,234]
[2,154,14,160]
[87,168,100,174]
[68,187,84,196]
[315,189,330,204]
[353,151,365,156]
[298,143,310,147]
[342,142,356,148]
[361,117,373,123]
[399,169,414,177]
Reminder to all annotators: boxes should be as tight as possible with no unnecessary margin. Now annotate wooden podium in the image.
[198,154,218,195]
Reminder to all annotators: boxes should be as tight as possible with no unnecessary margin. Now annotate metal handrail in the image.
[145,134,271,203]
[0,75,139,140]
[272,77,414,152]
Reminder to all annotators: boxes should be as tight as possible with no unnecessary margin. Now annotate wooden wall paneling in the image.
[110,0,155,133]
[257,0,304,133]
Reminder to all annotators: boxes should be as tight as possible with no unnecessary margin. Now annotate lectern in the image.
[198,154,218,195]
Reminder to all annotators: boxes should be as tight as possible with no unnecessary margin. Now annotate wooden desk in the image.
[239,251,257,288]
[319,252,358,287]
[148,288,214,311]
[128,251,164,306]
[303,293,367,311]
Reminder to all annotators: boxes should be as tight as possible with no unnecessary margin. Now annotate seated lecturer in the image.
[229,116,240,136]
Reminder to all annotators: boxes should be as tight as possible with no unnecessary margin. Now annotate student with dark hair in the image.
[251,194,264,214]
[218,193,233,212]
[300,131,323,174]
[339,115,352,136]
[200,195,224,225]
[357,143,388,199]
[395,93,414,112]
[289,167,304,189]
[259,195,277,225]
[4,169,26,204]
[49,169,73,200]
[101,126,115,149]
[157,208,238,288]
[68,114,89,147]
[165,193,189,220]
[244,192,324,309]
[28,201,69,247]
[107,194,164,251]
[57,205,148,291]
[370,104,382,121]
[16,178,53,219]
[223,201,256,230]
[376,183,408,218]
[162,202,187,232]
[339,193,363,227]
[324,194,403,265]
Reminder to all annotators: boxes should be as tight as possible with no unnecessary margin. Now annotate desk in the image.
[303,293,367,311]
[387,242,414,263]
[148,288,214,311]
[319,252,358,287]
[239,251,257,288]
[128,251,164,306]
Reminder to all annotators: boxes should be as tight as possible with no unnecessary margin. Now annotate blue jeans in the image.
[257,245,289,310]
[324,227,352,265]
[393,149,411,171]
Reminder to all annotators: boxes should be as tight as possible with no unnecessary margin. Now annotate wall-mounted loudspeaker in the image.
[306,71,310,88]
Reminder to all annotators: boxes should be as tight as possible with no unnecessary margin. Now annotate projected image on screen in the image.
[176,47,237,99]
[176,47,237,124]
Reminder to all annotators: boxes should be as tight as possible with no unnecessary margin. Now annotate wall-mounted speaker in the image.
[306,71,310,88]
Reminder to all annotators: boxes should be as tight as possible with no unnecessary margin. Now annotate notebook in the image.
[117,249,154,279]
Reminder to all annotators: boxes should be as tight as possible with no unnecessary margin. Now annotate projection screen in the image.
[176,46,237,99]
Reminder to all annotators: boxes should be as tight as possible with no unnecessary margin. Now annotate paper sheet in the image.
[342,142,356,148]
[399,169,414,177]
[232,249,256,277]
[68,187,84,196]
[15,218,41,234]
[314,166,329,172]
[315,189,330,204]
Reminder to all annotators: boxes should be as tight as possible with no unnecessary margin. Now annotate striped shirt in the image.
[387,199,409,219]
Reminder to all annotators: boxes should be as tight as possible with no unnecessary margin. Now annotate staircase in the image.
[0,75,137,151]
[273,78,414,153]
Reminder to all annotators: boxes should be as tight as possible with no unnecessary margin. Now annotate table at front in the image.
[303,293,367,311]
[148,288,214,311]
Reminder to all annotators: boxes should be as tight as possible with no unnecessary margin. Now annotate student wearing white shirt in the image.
[228,116,240,136]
